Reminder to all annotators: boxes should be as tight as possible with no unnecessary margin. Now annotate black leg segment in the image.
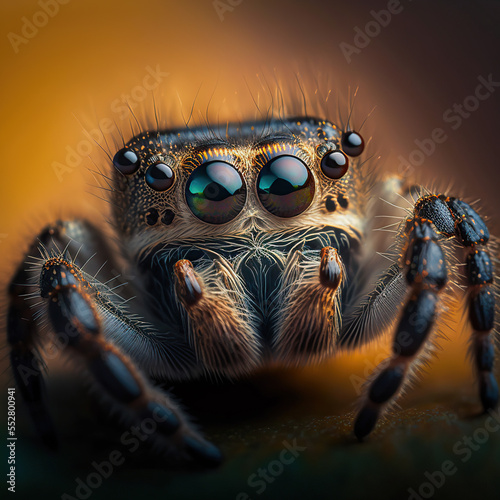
[354,192,497,440]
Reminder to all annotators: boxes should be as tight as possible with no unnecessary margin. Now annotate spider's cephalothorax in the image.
[6,116,498,465]
[110,119,366,375]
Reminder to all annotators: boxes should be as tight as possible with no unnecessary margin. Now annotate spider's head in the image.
[109,118,370,371]
[109,117,368,259]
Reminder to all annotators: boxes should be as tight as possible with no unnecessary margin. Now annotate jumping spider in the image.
[7,116,498,466]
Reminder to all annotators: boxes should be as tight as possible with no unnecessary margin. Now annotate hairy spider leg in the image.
[7,220,222,466]
[354,195,497,440]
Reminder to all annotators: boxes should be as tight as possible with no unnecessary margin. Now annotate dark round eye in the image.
[185,161,246,224]
[146,162,175,191]
[257,155,315,218]
[341,131,364,156]
[321,150,349,179]
[113,148,140,174]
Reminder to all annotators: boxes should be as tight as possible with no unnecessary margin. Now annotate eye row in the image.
[112,132,364,224]
[113,149,176,191]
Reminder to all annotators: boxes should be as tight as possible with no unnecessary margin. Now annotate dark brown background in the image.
[1,1,499,499]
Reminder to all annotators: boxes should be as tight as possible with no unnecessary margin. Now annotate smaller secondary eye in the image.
[146,162,175,191]
[321,151,349,180]
[341,131,364,157]
[113,148,141,174]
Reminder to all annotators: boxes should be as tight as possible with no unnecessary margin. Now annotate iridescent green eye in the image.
[185,161,246,224]
[257,155,315,218]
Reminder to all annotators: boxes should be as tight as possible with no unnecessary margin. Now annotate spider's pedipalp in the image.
[173,258,260,378]
[174,259,204,306]
[274,246,344,365]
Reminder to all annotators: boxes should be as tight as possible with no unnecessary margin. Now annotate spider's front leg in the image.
[7,220,222,465]
[354,194,497,440]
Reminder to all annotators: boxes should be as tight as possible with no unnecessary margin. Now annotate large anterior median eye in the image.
[257,155,315,217]
[185,161,246,224]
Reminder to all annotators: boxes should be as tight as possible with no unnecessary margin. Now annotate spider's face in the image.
[109,118,369,372]
[111,118,366,247]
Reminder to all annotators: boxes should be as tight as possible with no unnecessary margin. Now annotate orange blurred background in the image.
[1,0,500,407]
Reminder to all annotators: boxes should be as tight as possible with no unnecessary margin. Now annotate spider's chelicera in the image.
[7,116,497,466]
